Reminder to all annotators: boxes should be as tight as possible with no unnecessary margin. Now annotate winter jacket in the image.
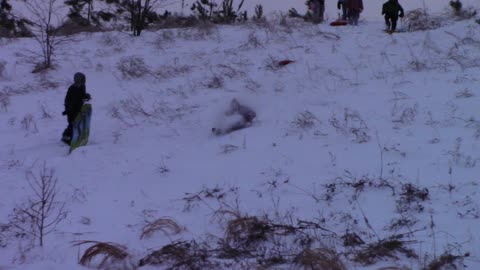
[347,0,364,13]
[64,84,90,117]
[337,0,345,9]
[382,0,404,17]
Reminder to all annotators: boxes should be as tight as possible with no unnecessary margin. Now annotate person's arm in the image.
[382,3,386,15]
[80,86,91,101]
[64,86,73,114]
[399,4,404,17]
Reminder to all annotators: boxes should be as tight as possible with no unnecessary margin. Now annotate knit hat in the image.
[73,72,86,86]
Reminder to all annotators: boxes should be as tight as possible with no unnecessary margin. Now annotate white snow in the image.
[1,3,480,270]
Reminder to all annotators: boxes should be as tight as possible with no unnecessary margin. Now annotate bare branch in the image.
[9,162,67,247]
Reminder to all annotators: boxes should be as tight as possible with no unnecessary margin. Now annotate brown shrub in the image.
[75,240,129,268]
[140,217,183,239]
[294,248,347,270]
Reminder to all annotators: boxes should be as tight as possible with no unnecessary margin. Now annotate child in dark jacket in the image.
[62,72,91,144]
[382,0,404,32]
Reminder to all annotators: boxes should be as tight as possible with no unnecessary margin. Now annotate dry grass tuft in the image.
[341,232,365,247]
[139,240,215,268]
[403,9,442,32]
[396,183,429,213]
[425,252,469,270]
[116,56,150,80]
[139,241,190,266]
[224,216,271,248]
[294,247,347,270]
[75,240,129,268]
[455,89,474,98]
[140,217,184,239]
[292,111,319,130]
[354,237,417,266]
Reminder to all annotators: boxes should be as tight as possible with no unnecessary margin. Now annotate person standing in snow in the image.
[62,72,91,144]
[347,0,363,25]
[337,0,348,20]
[212,99,256,135]
[382,0,404,32]
[306,0,325,23]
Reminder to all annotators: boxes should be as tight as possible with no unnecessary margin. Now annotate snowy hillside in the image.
[1,14,480,270]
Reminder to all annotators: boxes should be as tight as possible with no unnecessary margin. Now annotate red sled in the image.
[330,20,348,26]
[278,60,294,66]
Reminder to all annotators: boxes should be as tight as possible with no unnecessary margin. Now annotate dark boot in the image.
[62,115,74,145]
[62,126,72,145]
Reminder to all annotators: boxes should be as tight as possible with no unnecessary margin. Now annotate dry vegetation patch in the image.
[140,217,184,239]
[76,240,130,268]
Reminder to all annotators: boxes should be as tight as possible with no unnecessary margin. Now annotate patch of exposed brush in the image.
[396,183,429,213]
[424,251,469,270]
[385,216,419,232]
[322,173,396,202]
[138,240,219,269]
[294,247,347,270]
[116,56,151,80]
[341,232,365,247]
[404,5,476,32]
[110,95,199,126]
[329,109,370,143]
[353,235,418,266]
[218,212,339,267]
[140,217,184,239]
[224,216,276,249]
[403,9,444,32]
[292,110,319,130]
[75,241,130,269]
[150,15,202,30]
[155,63,193,80]
[182,185,239,212]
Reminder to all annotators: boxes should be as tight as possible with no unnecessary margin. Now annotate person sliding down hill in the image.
[61,72,91,145]
[382,0,404,32]
[347,0,364,25]
[212,99,256,135]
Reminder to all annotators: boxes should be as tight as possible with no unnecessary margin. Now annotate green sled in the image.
[70,103,92,154]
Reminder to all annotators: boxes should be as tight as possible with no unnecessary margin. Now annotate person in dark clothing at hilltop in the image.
[347,0,363,25]
[382,0,404,32]
[337,0,348,20]
[212,99,256,135]
[306,0,325,23]
[62,72,91,144]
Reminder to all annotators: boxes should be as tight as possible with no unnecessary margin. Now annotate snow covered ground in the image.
[1,8,480,270]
